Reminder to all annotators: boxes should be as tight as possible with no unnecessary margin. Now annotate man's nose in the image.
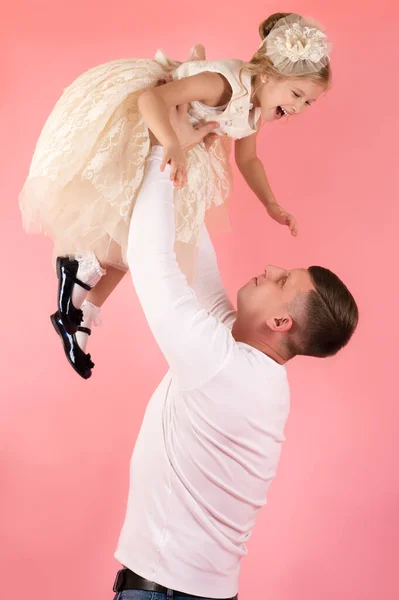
[264,265,284,280]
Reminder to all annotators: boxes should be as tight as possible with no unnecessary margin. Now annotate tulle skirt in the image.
[19,49,232,273]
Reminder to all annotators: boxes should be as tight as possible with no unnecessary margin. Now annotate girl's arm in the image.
[235,133,298,236]
[235,131,277,207]
[138,72,230,186]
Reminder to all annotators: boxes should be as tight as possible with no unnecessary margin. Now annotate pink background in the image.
[2,0,398,598]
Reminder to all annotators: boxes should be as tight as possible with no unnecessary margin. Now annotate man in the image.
[112,113,358,600]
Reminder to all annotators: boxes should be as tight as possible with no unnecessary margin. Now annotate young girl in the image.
[19,12,331,379]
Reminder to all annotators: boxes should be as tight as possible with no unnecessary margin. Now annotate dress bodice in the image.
[172,57,261,140]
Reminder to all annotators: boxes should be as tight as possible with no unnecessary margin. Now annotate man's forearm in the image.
[192,227,236,324]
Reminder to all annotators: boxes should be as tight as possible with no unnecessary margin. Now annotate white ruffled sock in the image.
[75,300,102,353]
[71,253,106,309]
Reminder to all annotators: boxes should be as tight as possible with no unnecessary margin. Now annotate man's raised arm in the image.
[128,150,234,391]
[192,226,236,327]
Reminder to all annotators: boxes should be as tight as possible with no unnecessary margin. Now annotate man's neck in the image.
[232,325,291,365]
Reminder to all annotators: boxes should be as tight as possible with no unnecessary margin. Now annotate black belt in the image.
[113,568,237,600]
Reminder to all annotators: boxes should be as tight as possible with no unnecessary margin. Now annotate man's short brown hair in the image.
[289,266,359,358]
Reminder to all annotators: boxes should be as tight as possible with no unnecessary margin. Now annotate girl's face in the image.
[254,76,326,122]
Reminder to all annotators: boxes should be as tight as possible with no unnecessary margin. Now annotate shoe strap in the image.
[78,327,91,335]
[64,267,92,291]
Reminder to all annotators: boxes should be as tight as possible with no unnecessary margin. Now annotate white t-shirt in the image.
[114,148,290,599]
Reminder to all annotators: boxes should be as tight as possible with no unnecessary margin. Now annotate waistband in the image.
[113,568,237,600]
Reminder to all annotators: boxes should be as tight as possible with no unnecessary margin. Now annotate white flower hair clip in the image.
[260,14,331,75]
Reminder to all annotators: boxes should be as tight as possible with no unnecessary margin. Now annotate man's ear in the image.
[265,315,293,333]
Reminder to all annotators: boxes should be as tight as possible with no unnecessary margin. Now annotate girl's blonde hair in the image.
[245,12,332,88]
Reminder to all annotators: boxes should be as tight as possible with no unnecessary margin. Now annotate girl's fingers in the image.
[290,218,298,236]
[286,215,296,234]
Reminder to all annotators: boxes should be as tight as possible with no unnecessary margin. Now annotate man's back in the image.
[115,337,289,598]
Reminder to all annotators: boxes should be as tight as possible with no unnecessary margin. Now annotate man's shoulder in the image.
[193,344,290,418]
[208,341,289,386]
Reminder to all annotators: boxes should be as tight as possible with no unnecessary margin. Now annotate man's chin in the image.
[238,279,253,295]
[236,286,247,307]
[236,280,253,307]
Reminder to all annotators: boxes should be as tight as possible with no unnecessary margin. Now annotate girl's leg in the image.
[86,266,127,307]
[76,267,128,352]
[52,254,127,378]
[56,253,125,330]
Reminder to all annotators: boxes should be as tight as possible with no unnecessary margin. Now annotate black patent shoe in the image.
[50,311,94,380]
[56,256,91,335]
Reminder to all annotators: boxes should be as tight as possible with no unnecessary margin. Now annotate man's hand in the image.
[152,44,220,187]
[151,83,220,187]
[158,105,219,188]
[170,103,219,154]
[157,74,219,154]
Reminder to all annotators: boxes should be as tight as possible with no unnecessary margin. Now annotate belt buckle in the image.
[113,568,126,593]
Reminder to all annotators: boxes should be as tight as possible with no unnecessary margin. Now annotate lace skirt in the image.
[18,50,232,274]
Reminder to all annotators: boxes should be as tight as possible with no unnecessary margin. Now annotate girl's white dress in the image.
[19,48,260,271]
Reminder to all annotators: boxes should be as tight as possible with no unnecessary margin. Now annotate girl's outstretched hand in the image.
[266,203,298,237]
